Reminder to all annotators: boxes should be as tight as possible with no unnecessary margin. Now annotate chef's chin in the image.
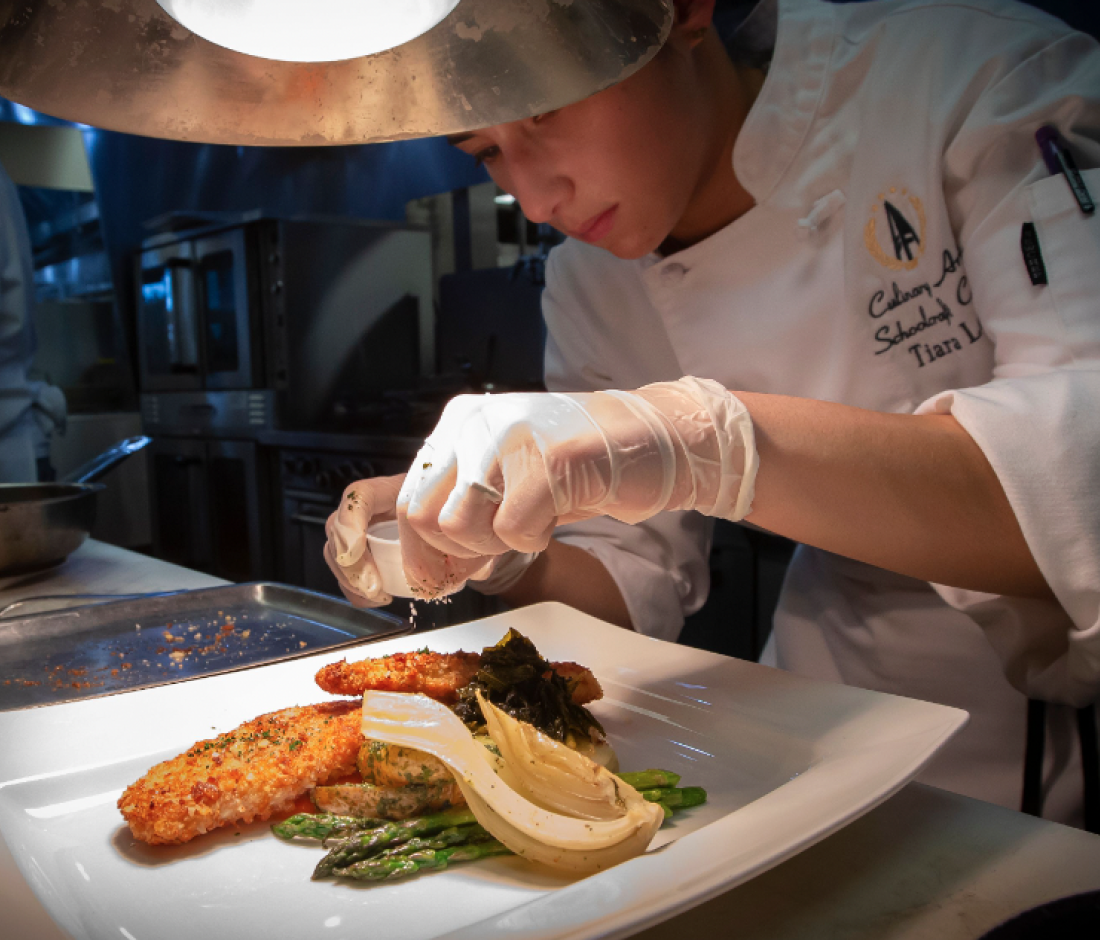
[598,228,668,261]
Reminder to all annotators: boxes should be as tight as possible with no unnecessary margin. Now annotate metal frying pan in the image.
[0,436,152,577]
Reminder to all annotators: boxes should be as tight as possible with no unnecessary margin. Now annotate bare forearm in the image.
[499,539,634,629]
[738,392,1051,598]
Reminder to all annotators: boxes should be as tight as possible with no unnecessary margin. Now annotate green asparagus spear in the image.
[617,769,682,789]
[272,813,385,842]
[313,807,478,878]
[372,823,492,859]
[333,840,513,882]
[639,786,708,809]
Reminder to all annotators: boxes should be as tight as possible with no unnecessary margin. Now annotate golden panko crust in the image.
[314,650,603,706]
[118,700,362,845]
[314,650,482,703]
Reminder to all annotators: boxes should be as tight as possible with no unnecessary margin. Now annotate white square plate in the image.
[0,602,966,940]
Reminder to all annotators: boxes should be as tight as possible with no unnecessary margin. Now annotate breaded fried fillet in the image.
[552,661,604,706]
[118,700,362,845]
[311,780,464,818]
[315,651,603,705]
[315,650,481,703]
[358,738,453,787]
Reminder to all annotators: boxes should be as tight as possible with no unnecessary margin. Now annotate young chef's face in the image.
[448,4,727,260]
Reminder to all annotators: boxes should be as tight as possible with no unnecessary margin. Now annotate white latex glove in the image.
[398,376,757,596]
[326,472,498,605]
[324,474,404,607]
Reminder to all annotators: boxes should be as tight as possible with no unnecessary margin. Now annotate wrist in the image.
[467,550,540,595]
[634,377,758,521]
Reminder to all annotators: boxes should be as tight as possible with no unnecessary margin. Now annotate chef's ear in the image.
[671,0,717,47]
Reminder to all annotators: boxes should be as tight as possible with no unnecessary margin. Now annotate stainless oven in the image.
[136,217,434,429]
[149,436,272,582]
[139,218,434,584]
[137,240,200,391]
[137,227,260,393]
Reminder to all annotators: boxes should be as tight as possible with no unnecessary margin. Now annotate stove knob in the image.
[315,469,333,490]
[293,457,313,476]
[354,459,377,479]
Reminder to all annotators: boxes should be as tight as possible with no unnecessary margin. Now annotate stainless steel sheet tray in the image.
[0,582,411,711]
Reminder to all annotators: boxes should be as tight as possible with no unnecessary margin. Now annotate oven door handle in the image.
[290,512,332,527]
[166,258,200,373]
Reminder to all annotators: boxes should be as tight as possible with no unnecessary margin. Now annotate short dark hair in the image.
[714,0,774,71]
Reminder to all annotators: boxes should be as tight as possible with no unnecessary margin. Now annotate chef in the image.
[327,0,1100,826]
[0,159,64,482]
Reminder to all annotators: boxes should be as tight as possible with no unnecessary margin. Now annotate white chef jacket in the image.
[542,0,1100,823]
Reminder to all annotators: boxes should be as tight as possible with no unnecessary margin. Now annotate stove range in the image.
[275,434,504,631]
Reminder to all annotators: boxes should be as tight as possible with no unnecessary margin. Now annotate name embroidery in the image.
[867,246,985,368]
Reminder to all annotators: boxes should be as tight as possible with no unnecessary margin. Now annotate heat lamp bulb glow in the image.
[155,0,460,63]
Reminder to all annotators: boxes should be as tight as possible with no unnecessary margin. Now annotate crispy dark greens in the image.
[452,629,605,744]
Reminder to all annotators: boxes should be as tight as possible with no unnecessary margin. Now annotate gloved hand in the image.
[398,376,757,596]
[325,472,499,605]
[324,474,404,607]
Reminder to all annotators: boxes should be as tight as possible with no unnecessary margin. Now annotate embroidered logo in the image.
[864,188,926,271]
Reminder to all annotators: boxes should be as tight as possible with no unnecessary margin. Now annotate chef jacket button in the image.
[662,262,688,284]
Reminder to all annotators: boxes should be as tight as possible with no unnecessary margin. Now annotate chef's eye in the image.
[473,145,500,166]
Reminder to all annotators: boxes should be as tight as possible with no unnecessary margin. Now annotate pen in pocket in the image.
[1036,125,1095,214]
[1020,222,1047,286]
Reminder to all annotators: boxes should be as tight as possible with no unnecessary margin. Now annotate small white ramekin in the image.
[365,519,415,598]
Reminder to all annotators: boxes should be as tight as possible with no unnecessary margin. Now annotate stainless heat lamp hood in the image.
[0,0,673,146]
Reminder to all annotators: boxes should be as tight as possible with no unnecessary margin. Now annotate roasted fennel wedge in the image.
[362,690,663,874]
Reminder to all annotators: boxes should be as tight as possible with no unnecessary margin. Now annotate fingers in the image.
[329,491,370,567]
[486,446,559,552]
[397,408,501,598]
[401,441,484,558]
[329,474,403,566]
[395,505,493,600]
[402,397,560,555]
[437,410,513,555]
[399,397,490,558]
[323,540,392,608]
[323,474,404,607]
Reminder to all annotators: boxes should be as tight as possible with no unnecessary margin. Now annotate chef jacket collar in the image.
[733,0,834,204]
[639,0,832,271]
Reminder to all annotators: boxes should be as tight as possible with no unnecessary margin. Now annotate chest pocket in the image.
[1029,168,1100,363]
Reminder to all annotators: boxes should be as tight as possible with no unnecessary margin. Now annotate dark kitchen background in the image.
[4,0,1094,654]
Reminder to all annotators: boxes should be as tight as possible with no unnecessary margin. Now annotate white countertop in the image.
[0,539,226,617]
[2,541,1099,940]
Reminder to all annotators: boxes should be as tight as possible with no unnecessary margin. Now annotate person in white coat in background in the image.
[0,159,65,482]
[326,0,1100,828]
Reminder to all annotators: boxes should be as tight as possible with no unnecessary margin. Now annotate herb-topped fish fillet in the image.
[118,700,362,845]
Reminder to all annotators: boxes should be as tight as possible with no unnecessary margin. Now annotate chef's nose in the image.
[506,149,572,226]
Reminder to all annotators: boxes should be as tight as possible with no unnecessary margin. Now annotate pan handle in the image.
[62,436,153,485]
